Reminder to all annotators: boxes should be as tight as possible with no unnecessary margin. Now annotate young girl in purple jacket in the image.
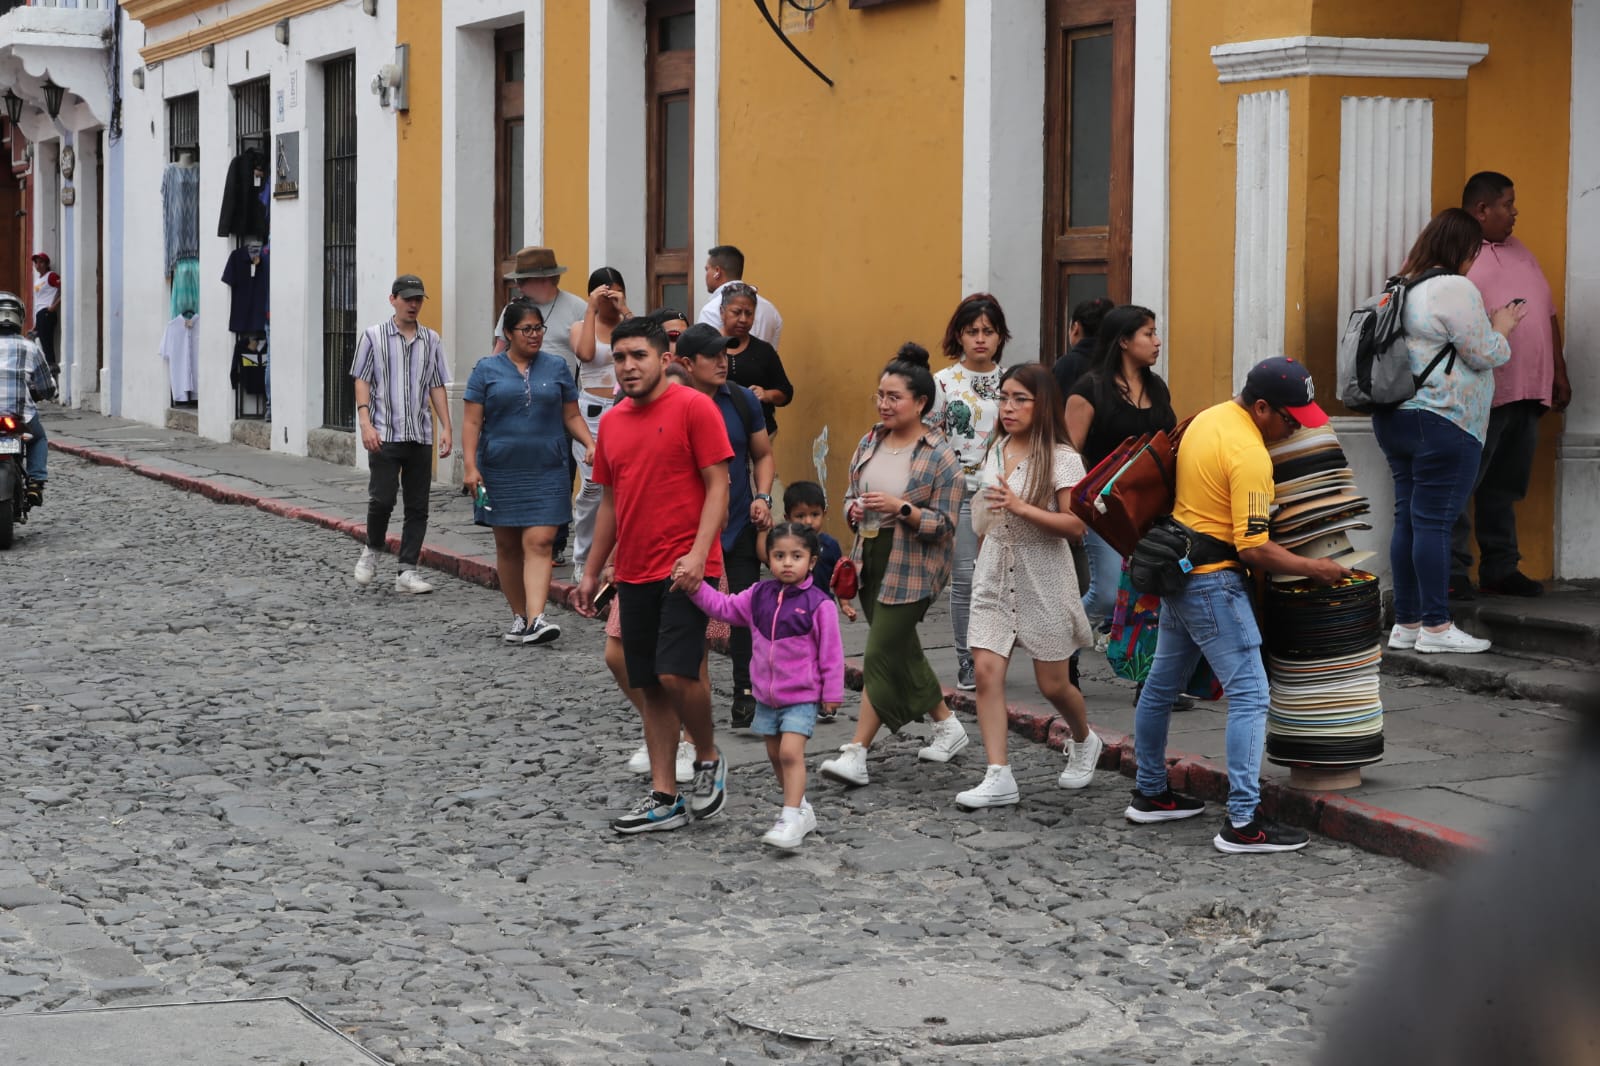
[690,523,845,850]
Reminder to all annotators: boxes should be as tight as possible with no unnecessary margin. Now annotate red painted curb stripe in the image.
[55,437,1482,869]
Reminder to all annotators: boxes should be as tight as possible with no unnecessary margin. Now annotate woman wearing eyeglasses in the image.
[463,297,596,645]
[567,267,632,575]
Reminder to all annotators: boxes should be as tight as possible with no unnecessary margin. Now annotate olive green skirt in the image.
[859,531,943,732]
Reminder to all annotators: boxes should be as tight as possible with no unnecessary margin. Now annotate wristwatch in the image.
[899,502,914,518]
[754,493,773,506]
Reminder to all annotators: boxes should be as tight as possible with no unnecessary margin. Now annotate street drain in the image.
[0,997,387,1065]
[728,967,1087,1047]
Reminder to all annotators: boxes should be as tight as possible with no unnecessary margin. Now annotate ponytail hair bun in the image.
[894,341,931,369]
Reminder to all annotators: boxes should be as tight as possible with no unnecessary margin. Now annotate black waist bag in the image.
[1127,517,1239,596]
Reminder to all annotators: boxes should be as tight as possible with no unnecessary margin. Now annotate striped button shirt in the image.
[845,426,964,605]
[351,318,451,445]
[0,333,52,422]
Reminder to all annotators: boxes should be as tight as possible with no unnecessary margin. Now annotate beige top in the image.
[859,441,914,500]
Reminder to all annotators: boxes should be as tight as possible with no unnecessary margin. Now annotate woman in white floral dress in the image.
[956,364,1103,810]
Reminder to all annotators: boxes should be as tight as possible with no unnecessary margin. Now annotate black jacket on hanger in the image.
[217,149,268,239]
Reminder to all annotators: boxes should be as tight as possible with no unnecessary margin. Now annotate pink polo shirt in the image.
[1465,236,1557,408]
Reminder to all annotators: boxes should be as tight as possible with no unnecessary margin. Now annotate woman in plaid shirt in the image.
[820,344,971,789]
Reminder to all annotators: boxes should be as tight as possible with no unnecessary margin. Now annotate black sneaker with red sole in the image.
[1213,817,1309,854]
[1124,788,1206,823]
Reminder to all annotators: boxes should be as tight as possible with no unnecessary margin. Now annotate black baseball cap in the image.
[391,274,427,299]
[676,323,731,361]
[1245,357,1329,428]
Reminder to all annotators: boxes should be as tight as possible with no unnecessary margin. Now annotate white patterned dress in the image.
[967,443,1096,662]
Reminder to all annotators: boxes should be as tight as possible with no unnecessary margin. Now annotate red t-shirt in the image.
[593,382,734,583]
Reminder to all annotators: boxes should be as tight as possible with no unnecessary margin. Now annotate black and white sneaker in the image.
[1213,817,1309,854]
[520,614,561,645]
[1124,787,1207,824]
[503,615,528,643]
[689,755,727,821]
[611,791,690,834]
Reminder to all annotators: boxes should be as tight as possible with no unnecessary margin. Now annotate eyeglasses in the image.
[511,324,547,336]
[1273,406,1300,430]
[998,393,1035,408]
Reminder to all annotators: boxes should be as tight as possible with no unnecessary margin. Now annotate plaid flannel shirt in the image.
[845,425,963,605]
[0,334,52,422]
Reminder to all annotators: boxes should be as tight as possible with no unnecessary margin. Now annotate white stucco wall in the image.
[117,1,399,460]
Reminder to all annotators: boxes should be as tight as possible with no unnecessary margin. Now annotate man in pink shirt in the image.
[1449,172,1571,599]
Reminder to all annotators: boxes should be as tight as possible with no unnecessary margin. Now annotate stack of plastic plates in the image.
[1264,571,1386,770]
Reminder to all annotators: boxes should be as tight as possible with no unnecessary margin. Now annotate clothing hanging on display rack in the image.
[161,162,200,277]
[217,148,268,239]
[170,257,200,319]
[231,333,267,396]
[221,244,270,334]
[160,312,199,404]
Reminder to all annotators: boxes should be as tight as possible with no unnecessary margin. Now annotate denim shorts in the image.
[753,701,819,738]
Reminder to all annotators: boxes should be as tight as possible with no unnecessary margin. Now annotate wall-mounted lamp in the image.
[42,79,64,120]
[362,0,377,15]
[371,43,409,111]
[200,45,215,68]
[131,67,146,90]
[3,89,22,126]
[274,19,290,46]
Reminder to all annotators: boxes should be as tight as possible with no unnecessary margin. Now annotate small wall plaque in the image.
[273,132,299,200]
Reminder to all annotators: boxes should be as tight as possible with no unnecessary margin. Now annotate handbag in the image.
[830,556,860,601]
[1070,417,1193,557]
[1107,560,1223,698]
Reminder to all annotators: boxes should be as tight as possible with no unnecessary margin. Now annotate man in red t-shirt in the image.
[579,316,733,834]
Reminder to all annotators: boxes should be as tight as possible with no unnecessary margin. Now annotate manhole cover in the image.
[729,967,1088,1046]
[1,997,386,1065]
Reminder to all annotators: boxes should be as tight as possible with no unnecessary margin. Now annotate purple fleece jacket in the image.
[690,575,845,708]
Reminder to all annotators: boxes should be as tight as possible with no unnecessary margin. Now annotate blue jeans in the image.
[1373,408,1482,626]
[753,701,819,738]
[950,489,977,658]
[24,413,46,484]
[1080,527,1123,629]
[1134,569,1267,825]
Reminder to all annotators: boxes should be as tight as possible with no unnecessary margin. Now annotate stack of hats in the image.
[1262,425,1385,781]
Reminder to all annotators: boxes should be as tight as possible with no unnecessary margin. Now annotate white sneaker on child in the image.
[761,808,808,850]
[799,800,817,836]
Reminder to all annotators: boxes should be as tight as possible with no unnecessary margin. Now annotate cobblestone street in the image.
[0,455,1434,1064]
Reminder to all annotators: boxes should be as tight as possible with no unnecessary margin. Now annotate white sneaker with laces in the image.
[503,615,528,644]
[353,546,378,585]
[1415,624,1491,655]
[626,744,651,774]
[394,569,435,594]
[917,716,970,763]
[1387,624,1421,650]
[1058,729,1104,790]
[955,764,1020,809]
[820,743,870,786]
[675,741,696,784]
[799,801,817,836]
[761,808,808,851]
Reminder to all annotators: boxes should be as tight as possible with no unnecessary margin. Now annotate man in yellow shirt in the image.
[1125,357,1348,854]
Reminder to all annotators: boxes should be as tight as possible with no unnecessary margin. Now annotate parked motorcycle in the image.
[0,411,32,549]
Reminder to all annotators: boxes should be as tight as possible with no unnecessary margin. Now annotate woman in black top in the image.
[1065,304,1178,630]
[720,282,794,437]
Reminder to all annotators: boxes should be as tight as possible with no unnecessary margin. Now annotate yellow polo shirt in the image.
[1171,400,1274,574]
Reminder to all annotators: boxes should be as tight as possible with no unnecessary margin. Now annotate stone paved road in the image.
[0,456,1435,1064]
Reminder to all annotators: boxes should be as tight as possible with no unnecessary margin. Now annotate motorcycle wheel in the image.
[0,501,12,549]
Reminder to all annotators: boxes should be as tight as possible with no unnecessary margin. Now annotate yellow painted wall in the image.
[395,0,442,331]
[717,0,963,518]
[542,2,590,285]
[1167,0,1571,576]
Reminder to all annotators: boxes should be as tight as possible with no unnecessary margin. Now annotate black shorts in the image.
[618,579,708,688]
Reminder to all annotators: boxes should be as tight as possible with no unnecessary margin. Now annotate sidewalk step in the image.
[1451,588,1600,662]
[1381,644,1594,709]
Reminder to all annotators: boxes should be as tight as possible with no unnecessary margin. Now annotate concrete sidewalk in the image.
[41,404,1586,868]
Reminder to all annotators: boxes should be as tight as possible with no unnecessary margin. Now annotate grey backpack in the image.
[1338,268,1457,414]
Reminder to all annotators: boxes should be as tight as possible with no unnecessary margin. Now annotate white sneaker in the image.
[1415,624,1491,655]
[353,546,377,585]
[503,615,528,644]
[955,765,1020,810]
[820,743,870,787]
[799,800,818,836]
[1387,624,1421,650]
[675,741,696,784]
[394,569,435,594]
[626,744,651,774]
[1058,729,1104,790]
[761,808,808,851]
[917,716,970,763]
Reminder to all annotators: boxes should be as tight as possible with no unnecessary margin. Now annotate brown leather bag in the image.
[1069,417,1193,557]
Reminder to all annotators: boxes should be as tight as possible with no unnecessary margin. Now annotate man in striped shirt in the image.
[351,275,453,594]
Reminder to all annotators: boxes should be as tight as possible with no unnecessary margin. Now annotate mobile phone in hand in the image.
[592,582,617,615]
